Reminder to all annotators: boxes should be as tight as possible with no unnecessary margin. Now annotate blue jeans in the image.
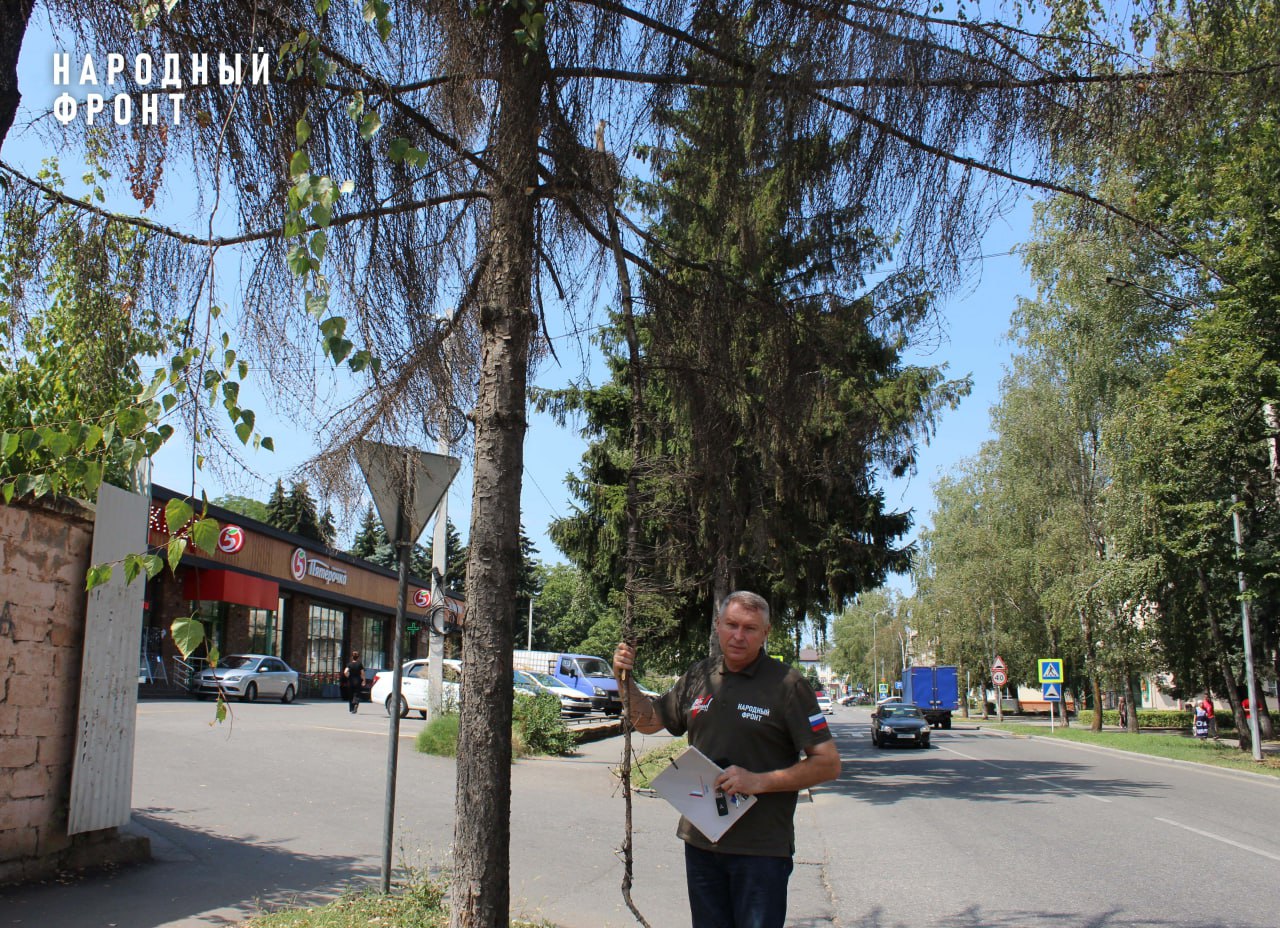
[684,843,793,928]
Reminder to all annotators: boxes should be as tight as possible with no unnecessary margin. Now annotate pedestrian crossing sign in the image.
[1042,683,1062,702]
[1038,659,1062,683]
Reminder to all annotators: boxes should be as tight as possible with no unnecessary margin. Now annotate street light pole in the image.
[872,610,879,695]
[526,595,535,650]
[1231,496,1264,762]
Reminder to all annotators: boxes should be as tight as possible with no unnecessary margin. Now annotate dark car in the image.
[871,702,931,749]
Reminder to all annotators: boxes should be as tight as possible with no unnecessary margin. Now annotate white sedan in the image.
[816,694,834,714]
[370,659,461,718]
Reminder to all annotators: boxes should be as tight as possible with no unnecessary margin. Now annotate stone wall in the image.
[0,497,148,885]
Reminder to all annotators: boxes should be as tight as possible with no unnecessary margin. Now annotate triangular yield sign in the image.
[354,440,461,544]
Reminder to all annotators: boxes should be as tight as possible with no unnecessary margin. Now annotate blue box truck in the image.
[900,665,959,729]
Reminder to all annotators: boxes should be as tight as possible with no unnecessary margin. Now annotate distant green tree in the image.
[212,495,270,524]
[286,481,325,542]
[265,480,289,527]
[422,518,468,589]
[319,505,337,548]
[351,503,392,563]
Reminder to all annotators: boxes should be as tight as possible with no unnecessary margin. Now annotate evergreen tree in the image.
[423,518,469,590]
[319,505,337,548]
[287,481,325,542]
[351,504,384,558]
[264,479,289,529]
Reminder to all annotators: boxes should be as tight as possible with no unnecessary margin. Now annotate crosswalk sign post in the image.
[1037,659,1063,731]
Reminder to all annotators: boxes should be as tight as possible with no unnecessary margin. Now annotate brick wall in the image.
[0,497,147,885]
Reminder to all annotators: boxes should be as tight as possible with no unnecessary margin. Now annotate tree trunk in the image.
[0,0,35,150]
[707,552,732,658]
[1125,668,1140,733]
[1197,566,1251,751]
[451,23,541,928]
[1264,402,1280,511]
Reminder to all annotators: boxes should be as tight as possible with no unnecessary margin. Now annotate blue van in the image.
[512,650,622,716]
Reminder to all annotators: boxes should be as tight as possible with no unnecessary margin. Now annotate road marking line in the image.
[1155,817,1280,862]
[940,746,1111,801]
[312,725,417,738]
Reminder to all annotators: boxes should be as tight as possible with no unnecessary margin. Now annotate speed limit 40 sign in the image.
[992,668,1008,685]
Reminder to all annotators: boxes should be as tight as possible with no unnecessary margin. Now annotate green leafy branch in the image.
[84,496,219,591]
[279,11,384,377]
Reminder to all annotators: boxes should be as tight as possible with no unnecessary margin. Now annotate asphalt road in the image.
[3,702,1278,927]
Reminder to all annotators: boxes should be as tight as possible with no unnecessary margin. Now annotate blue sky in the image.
[5,18,1031,592]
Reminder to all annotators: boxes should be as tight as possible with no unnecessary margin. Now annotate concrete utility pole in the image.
[1231,496,1263,762]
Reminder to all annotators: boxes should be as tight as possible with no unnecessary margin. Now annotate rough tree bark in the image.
[452,19,542,928]
[0,0,35,150]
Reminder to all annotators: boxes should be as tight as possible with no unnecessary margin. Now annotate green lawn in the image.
[978,722,1280,777]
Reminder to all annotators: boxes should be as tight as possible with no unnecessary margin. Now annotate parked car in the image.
[514,670,595,716]
[816,694,834,715]
[370,658,462,718]
[193,654,298,703]
[870,702,931,749]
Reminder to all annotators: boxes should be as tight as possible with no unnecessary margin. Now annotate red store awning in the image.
[183,568,279,611]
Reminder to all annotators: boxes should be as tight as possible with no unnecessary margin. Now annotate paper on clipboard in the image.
[649,745,757,843]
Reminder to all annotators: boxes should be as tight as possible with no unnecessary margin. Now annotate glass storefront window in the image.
[308,604,346,675]
[248,608,280,656]
[362,615,386,669]
[189,601,228,667]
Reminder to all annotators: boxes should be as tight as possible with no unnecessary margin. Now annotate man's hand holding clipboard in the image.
[649,745,758,843]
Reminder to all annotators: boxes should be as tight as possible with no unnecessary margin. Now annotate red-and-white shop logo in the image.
[290,547,308,581]
[218,525,245,554]
[413,589,431,609]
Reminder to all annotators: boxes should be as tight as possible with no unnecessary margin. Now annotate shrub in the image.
[417,696,576,758]
[1076,708,1280,732]
[513,692,577,757]
[416,712,460,756]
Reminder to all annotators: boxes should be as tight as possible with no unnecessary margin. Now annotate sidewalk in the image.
[0,729,837,928]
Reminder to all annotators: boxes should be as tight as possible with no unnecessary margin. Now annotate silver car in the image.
[194,654,299,703]
[514,670,595,717]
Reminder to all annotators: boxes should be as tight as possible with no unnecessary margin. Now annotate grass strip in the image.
[980,722,1280,777]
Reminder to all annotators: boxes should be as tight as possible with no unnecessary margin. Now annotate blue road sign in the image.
[1038,659,1062,683]
[1042,682,1062,702]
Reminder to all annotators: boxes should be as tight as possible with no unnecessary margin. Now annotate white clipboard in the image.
[649,745,757,843]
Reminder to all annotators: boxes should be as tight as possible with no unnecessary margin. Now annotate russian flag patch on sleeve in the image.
[809,712,829,733]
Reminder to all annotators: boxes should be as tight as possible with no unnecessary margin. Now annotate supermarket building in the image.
[140,485,457,696]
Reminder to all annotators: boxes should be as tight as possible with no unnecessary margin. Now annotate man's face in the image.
[716,601,769,672]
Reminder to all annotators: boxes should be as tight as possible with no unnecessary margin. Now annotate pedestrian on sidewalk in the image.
[343,651,364,714]
[613,591,841,928]
[1193,701,1209,739]
[1118,695,1128,729]
[1200,694,1216,738]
